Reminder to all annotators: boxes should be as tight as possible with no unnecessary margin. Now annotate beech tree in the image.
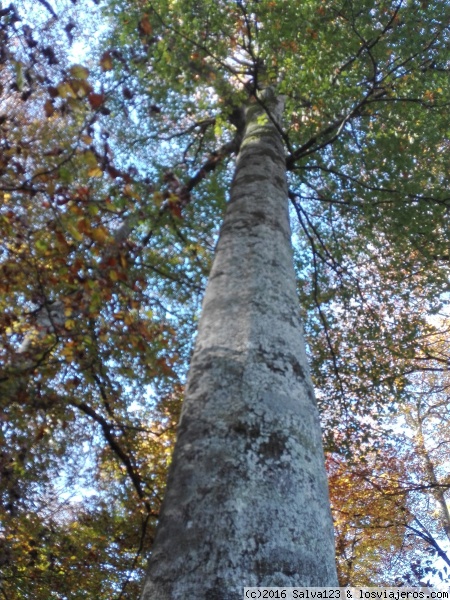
[1,0,450,597]
[141,90,338,597]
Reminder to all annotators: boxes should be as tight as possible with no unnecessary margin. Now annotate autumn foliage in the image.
[1,0,450,596]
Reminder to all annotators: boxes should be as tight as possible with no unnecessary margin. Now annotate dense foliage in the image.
[1,0,450,596]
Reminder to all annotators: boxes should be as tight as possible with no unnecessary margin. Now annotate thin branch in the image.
[406,518,450,568]
[36,0,58,19]
[292,198,347,403]
[115,512,154,600]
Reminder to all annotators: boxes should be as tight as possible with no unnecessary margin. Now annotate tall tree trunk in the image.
[141,91,337,599]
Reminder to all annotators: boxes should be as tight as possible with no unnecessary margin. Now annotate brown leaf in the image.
[107,166,121,179]
[65,21,76,44]
[48,86,59,98]
[139,14,152,35]
[88,93,105,109]
[100,51,113,72]
[43,46,58,65]
[44,99,54,118]
[122,87,133,100]
[169,204,182,219]
[77,217,90,233]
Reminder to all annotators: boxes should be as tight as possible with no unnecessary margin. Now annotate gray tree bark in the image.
[141,91,337,600]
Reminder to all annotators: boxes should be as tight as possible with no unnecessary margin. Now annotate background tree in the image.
[330,327,450,586]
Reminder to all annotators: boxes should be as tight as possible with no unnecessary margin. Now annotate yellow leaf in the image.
[83,150,98,168]
[70,78,92,98]
[153,191,164,206]
[67,224,83,242]
[88,167,103,177]
[57,82,77,98]
[70,64,90,80]
[90,227,109,243]
[88,204,99,216]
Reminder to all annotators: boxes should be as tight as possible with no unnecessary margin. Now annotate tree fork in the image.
[141,90,337,599]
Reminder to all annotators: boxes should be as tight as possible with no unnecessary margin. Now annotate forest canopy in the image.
[1,0,450,597]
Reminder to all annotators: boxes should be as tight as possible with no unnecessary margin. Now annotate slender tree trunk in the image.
[141,91,337,599]
[416,414,450,542]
